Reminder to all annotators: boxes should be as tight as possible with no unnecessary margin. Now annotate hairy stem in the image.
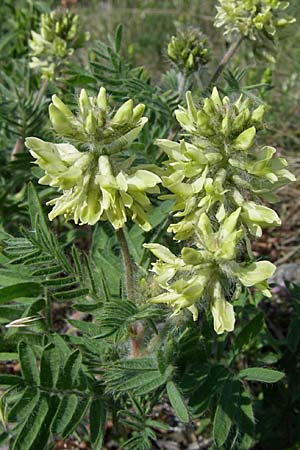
[208,35,244,87]
[116,228,135,300]
[116,228,145,357]
[178,71,187,99]
[33,79,49,110]
[44,288,53,331]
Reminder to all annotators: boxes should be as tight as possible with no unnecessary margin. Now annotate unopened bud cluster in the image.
[215,0,295,61]
[145,88,294,334]
[167,27,211,72]
[29,10,89,80]
[49,87,147,152]
[25,88,161,230]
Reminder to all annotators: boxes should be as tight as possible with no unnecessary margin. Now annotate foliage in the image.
[0,1,298,449]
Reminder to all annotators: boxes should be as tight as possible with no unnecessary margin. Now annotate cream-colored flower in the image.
[26,138,161,230]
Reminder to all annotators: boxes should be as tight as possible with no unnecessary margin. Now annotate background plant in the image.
[0,1,299,450]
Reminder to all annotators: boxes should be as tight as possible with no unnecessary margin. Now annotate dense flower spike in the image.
[145,210,276,332]
[29,10,89,79]
[157,88,294,240]
[25,89,161,229]
[167,27,211,72]
[146,87,294,333]
[215,0,295,61]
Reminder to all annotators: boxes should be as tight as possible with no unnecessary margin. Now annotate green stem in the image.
[44,288,53,331]
[178,70,187,99]
[208,35,244,87]
[33,79,49,110]
[116,228,145,357]
[116,227,135,300]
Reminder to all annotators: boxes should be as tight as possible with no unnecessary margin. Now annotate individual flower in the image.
[25,88,161,230]
[145,210,276,333]
[29,10,89,80]
[157,88,294,240]
[167,27,211,72]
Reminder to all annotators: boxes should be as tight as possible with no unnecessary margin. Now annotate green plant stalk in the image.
[115,228,144,357]
[116,228,135,300]
[209,35,244,87]
[44,287,53,331]
[178,70,187,100]
[33,79,49,110]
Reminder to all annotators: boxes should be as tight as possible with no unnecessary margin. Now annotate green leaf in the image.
[234,312,264,353]
[62,396,90,438]
[235,387,255,449]
[115,24,123,53]
[18,342,39,385]
[189,365,229,416]
[8,387,40,422]
[54,288,89,300]
[0,374,23,386]
[30,396,60,450]
[27,182,50,238]
[135,372,168,396]
[40,343,61,388]
[0,282,42,304]
[50,394,78,434]
[12,395,49,450]
[0,352,18,361]
[62,349,82,389]
[213,379,234,447]
[90,399,107,450]
[239,367,285,383]
[116,371,163,392]
[166,381,189,423]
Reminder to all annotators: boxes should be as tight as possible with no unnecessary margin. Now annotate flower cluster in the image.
[215,0,295,61]
[157,88,294,240]
[167,27,211,72]
[49,88,147,151]
[145,88,294,333]
[145,209,275,333]
[25,88,161,230]
[29,10,89,80]
[215,0,295,40]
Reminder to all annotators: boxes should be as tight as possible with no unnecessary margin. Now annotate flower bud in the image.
[96,87,107,112]
[49,104,73,136]
[78,89,91,118]
[111,99,133,125]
